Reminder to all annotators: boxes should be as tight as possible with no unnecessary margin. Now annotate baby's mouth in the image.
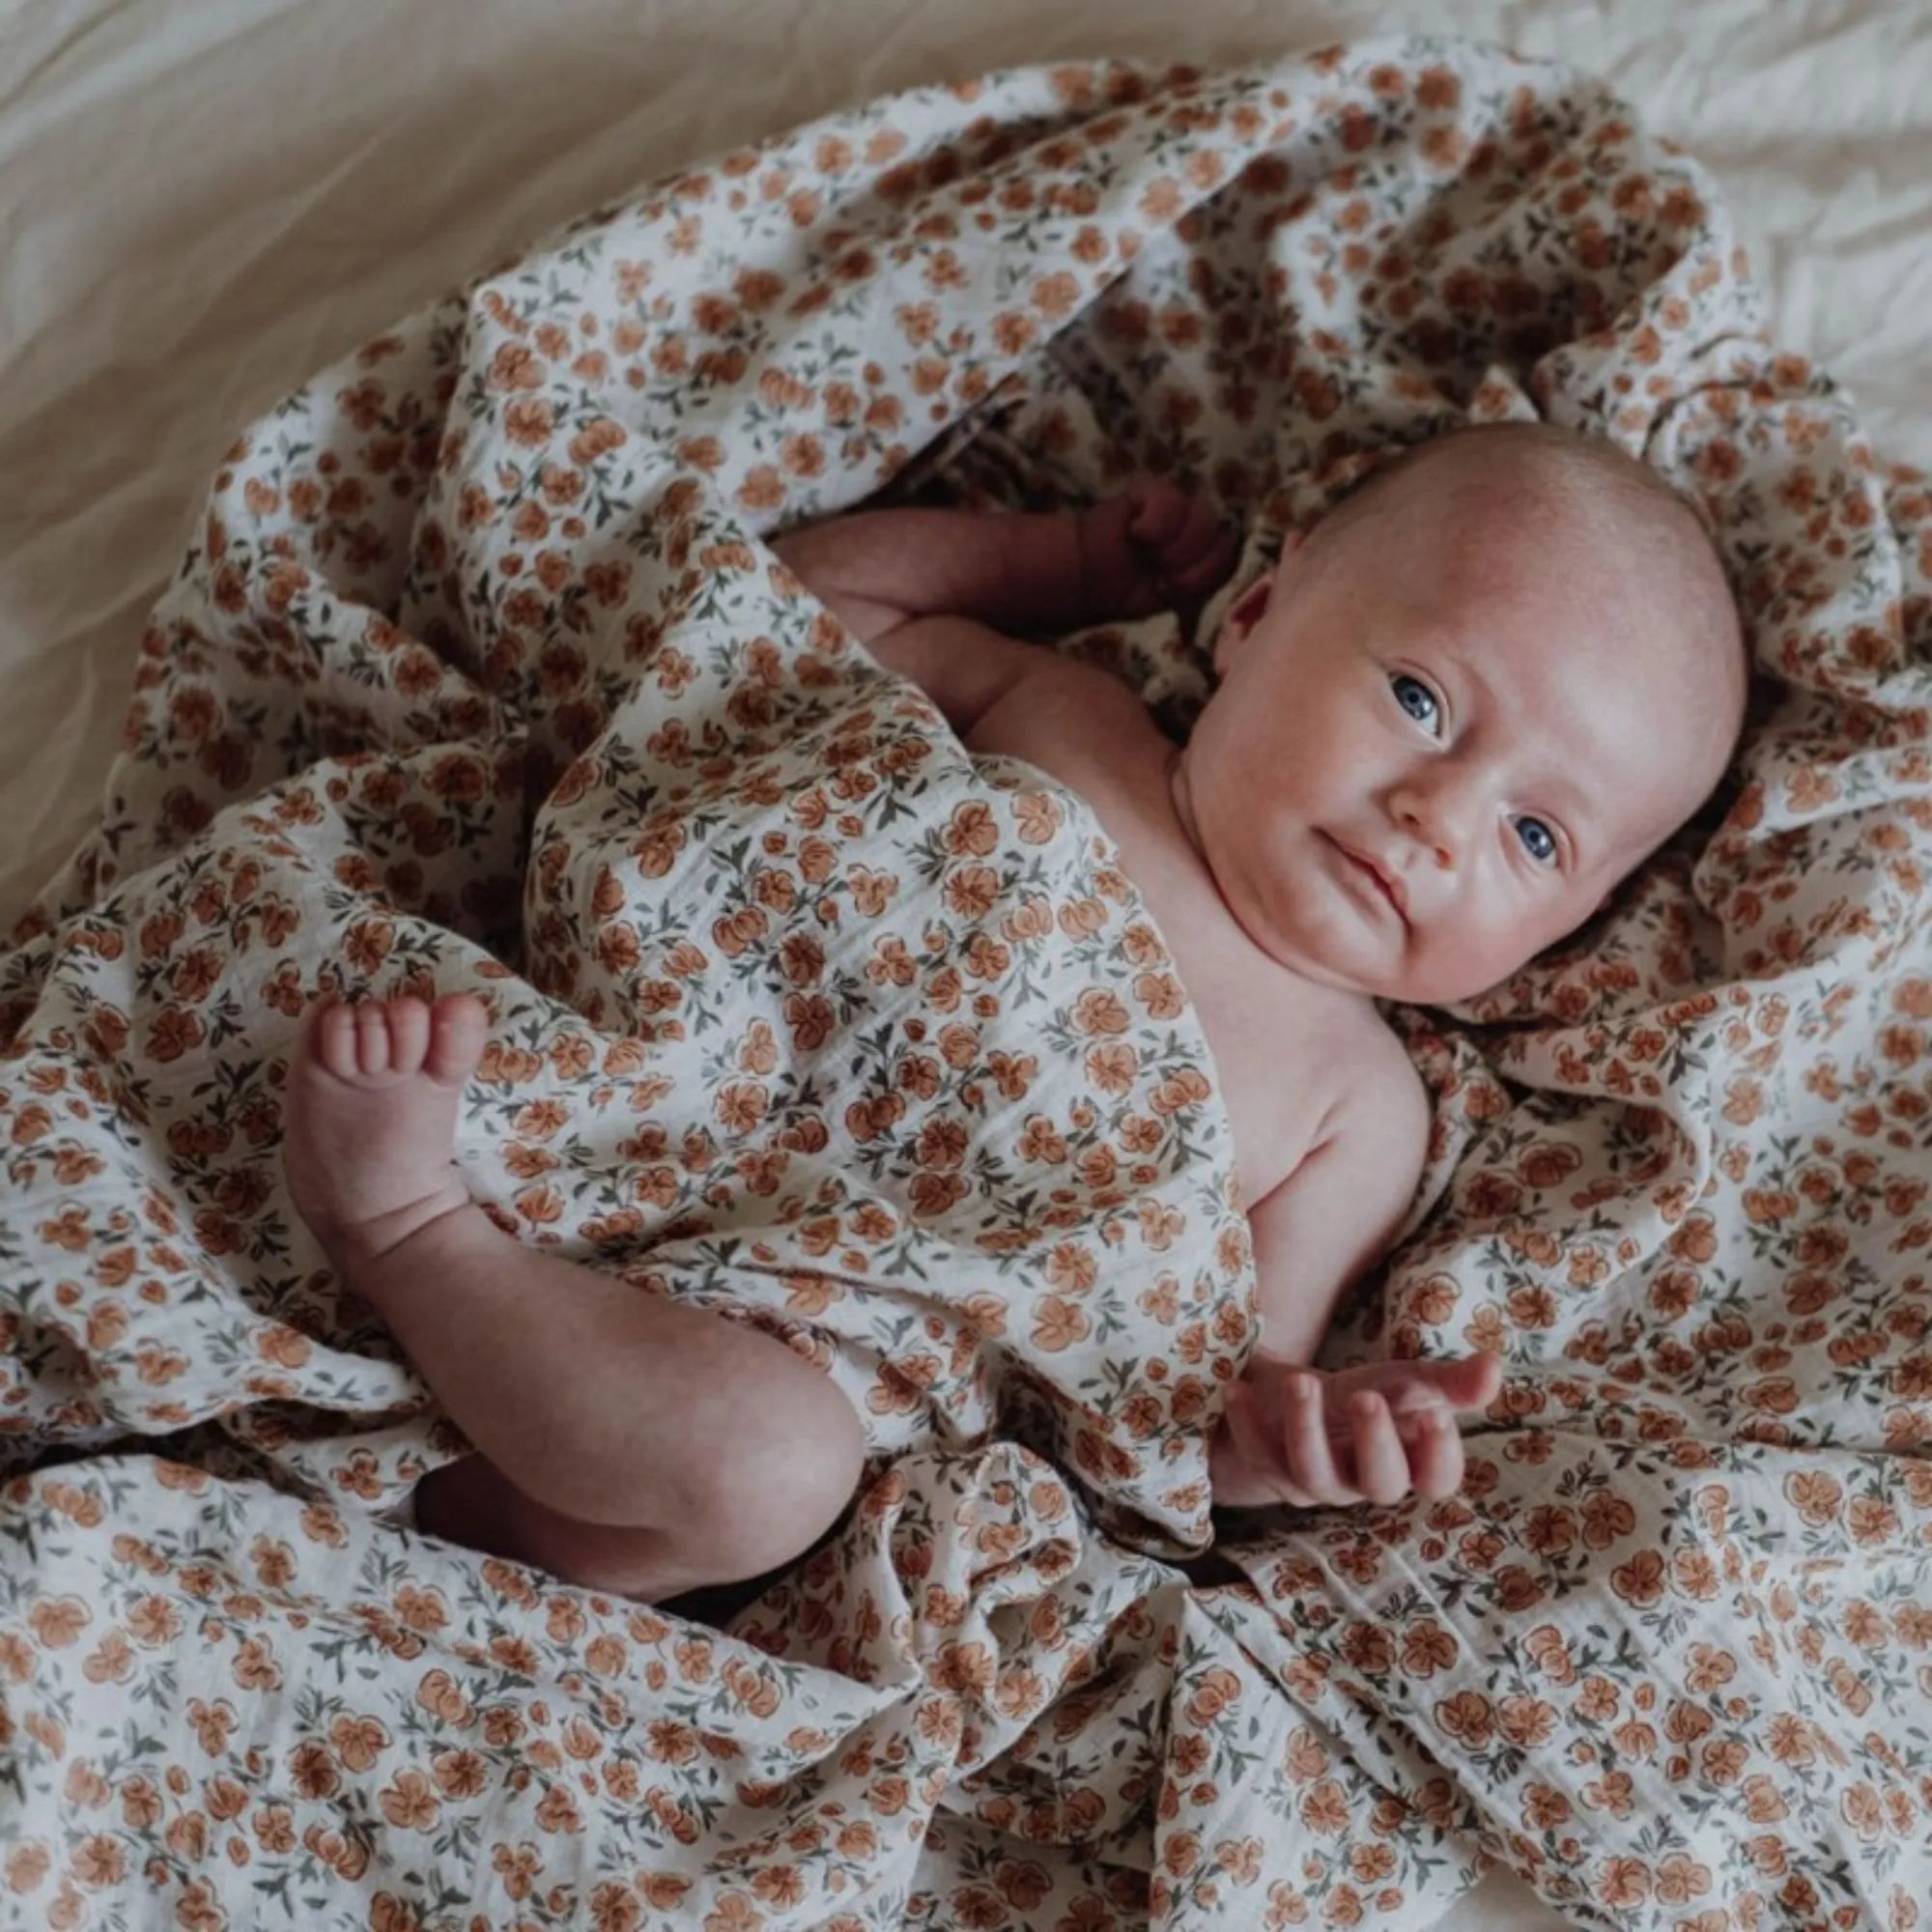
[1325,834,1409,925]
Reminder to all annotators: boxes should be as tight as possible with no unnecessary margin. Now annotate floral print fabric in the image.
[2,32,1929,1931]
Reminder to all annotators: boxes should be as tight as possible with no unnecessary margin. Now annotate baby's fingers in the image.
[1126,478,1191,547]
[1144,491,1221,560]
[1348,1392,1415,1507]
[1278,1372,1357,1505]
[1405,1404,1468,1499]
[1177,495,1229,555]
[1165,524,1237,597]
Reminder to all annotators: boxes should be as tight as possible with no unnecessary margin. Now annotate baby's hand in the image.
[1073,478,1236,625]
[1209,1353,1502,1511]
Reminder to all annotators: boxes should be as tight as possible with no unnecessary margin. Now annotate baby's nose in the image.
[1389,776,1479,868]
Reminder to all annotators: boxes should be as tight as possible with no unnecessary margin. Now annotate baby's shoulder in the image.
[969,654,1175,817]
[1216,986,1426,1205]
[1260,993,1426,1148]
[1322,1011,1432,1157]
[970,649,1158,750]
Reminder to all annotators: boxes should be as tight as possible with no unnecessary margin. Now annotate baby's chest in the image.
[1168,944,1387,1203]
[970,669,1376,1202]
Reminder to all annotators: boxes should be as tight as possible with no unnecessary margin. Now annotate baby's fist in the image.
[1076,478,1236,622]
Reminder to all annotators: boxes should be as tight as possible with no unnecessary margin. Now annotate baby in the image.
[283,420,1747,1601]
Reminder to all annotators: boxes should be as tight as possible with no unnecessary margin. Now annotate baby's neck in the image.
[1165,744,1206,862]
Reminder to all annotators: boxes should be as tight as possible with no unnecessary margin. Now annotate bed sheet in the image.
[2,8,1927,1931]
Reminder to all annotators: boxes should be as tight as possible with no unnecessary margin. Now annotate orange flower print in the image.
[909,1172,969,1218]
[380,1769,441,1832]
[1610,1548,1666,1606]
[1435,1690,1492,1747]
[1072,989,1131,1036]
[488,343,544,392]
[145,1006,205,1064]
[503,398,554,449]
[944,864,1000,920]
[1133,971,1185,1020]
[1400,1621,1458,1678]
[1032,1295,1092,1352]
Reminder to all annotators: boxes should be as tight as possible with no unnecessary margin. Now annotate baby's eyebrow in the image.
[1442,640,1596,846]
[1437,637,1491,710]
[1536,769,1595,845]
[1519,735,1590,815]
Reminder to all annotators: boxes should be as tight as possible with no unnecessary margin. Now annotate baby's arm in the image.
[1212,1071,1500,1509]
[774,504,1095,640]
[771,483,1232,731]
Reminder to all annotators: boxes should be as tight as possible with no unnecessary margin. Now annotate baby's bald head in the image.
[1312,421,1750,827]
[1184,419,1756,999]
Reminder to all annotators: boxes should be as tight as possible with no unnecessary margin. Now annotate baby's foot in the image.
[283,994,491,1276]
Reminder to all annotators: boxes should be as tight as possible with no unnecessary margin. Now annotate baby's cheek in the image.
[1470,895,1574,987]
[1236,802,1300,880]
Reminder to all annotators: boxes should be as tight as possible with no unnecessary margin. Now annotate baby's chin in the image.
[1311,941,1551,1010]
[1254,919,1412,1004]
[1380,939,1603,1010]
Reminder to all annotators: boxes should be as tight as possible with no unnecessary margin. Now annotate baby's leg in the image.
[283,994,867,1598]
[412,1454,775,1604]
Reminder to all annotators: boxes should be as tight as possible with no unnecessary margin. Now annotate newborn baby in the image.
[284,421,1747,1598]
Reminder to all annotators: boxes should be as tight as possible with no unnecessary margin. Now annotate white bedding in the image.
[2,6,1925,1928]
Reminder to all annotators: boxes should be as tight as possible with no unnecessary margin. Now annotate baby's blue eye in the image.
[1390,673,1440,732]
[1516,816,1558,866]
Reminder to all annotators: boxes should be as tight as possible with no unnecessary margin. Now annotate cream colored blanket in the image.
[2,36,1928,1930]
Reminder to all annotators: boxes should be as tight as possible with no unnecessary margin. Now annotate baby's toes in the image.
[382,998,433,1077]
[354,1002,398,1077]
[425,993,492,1087]
[305,1000,362,1081]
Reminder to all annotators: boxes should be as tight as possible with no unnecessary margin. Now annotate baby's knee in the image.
[698,1374,867,1579]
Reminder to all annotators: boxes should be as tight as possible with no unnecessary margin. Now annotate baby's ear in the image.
[1212,569,1274,668]
[1210,530,1304,670]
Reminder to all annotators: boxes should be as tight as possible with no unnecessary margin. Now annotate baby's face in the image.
[1172,470,1737,1007]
